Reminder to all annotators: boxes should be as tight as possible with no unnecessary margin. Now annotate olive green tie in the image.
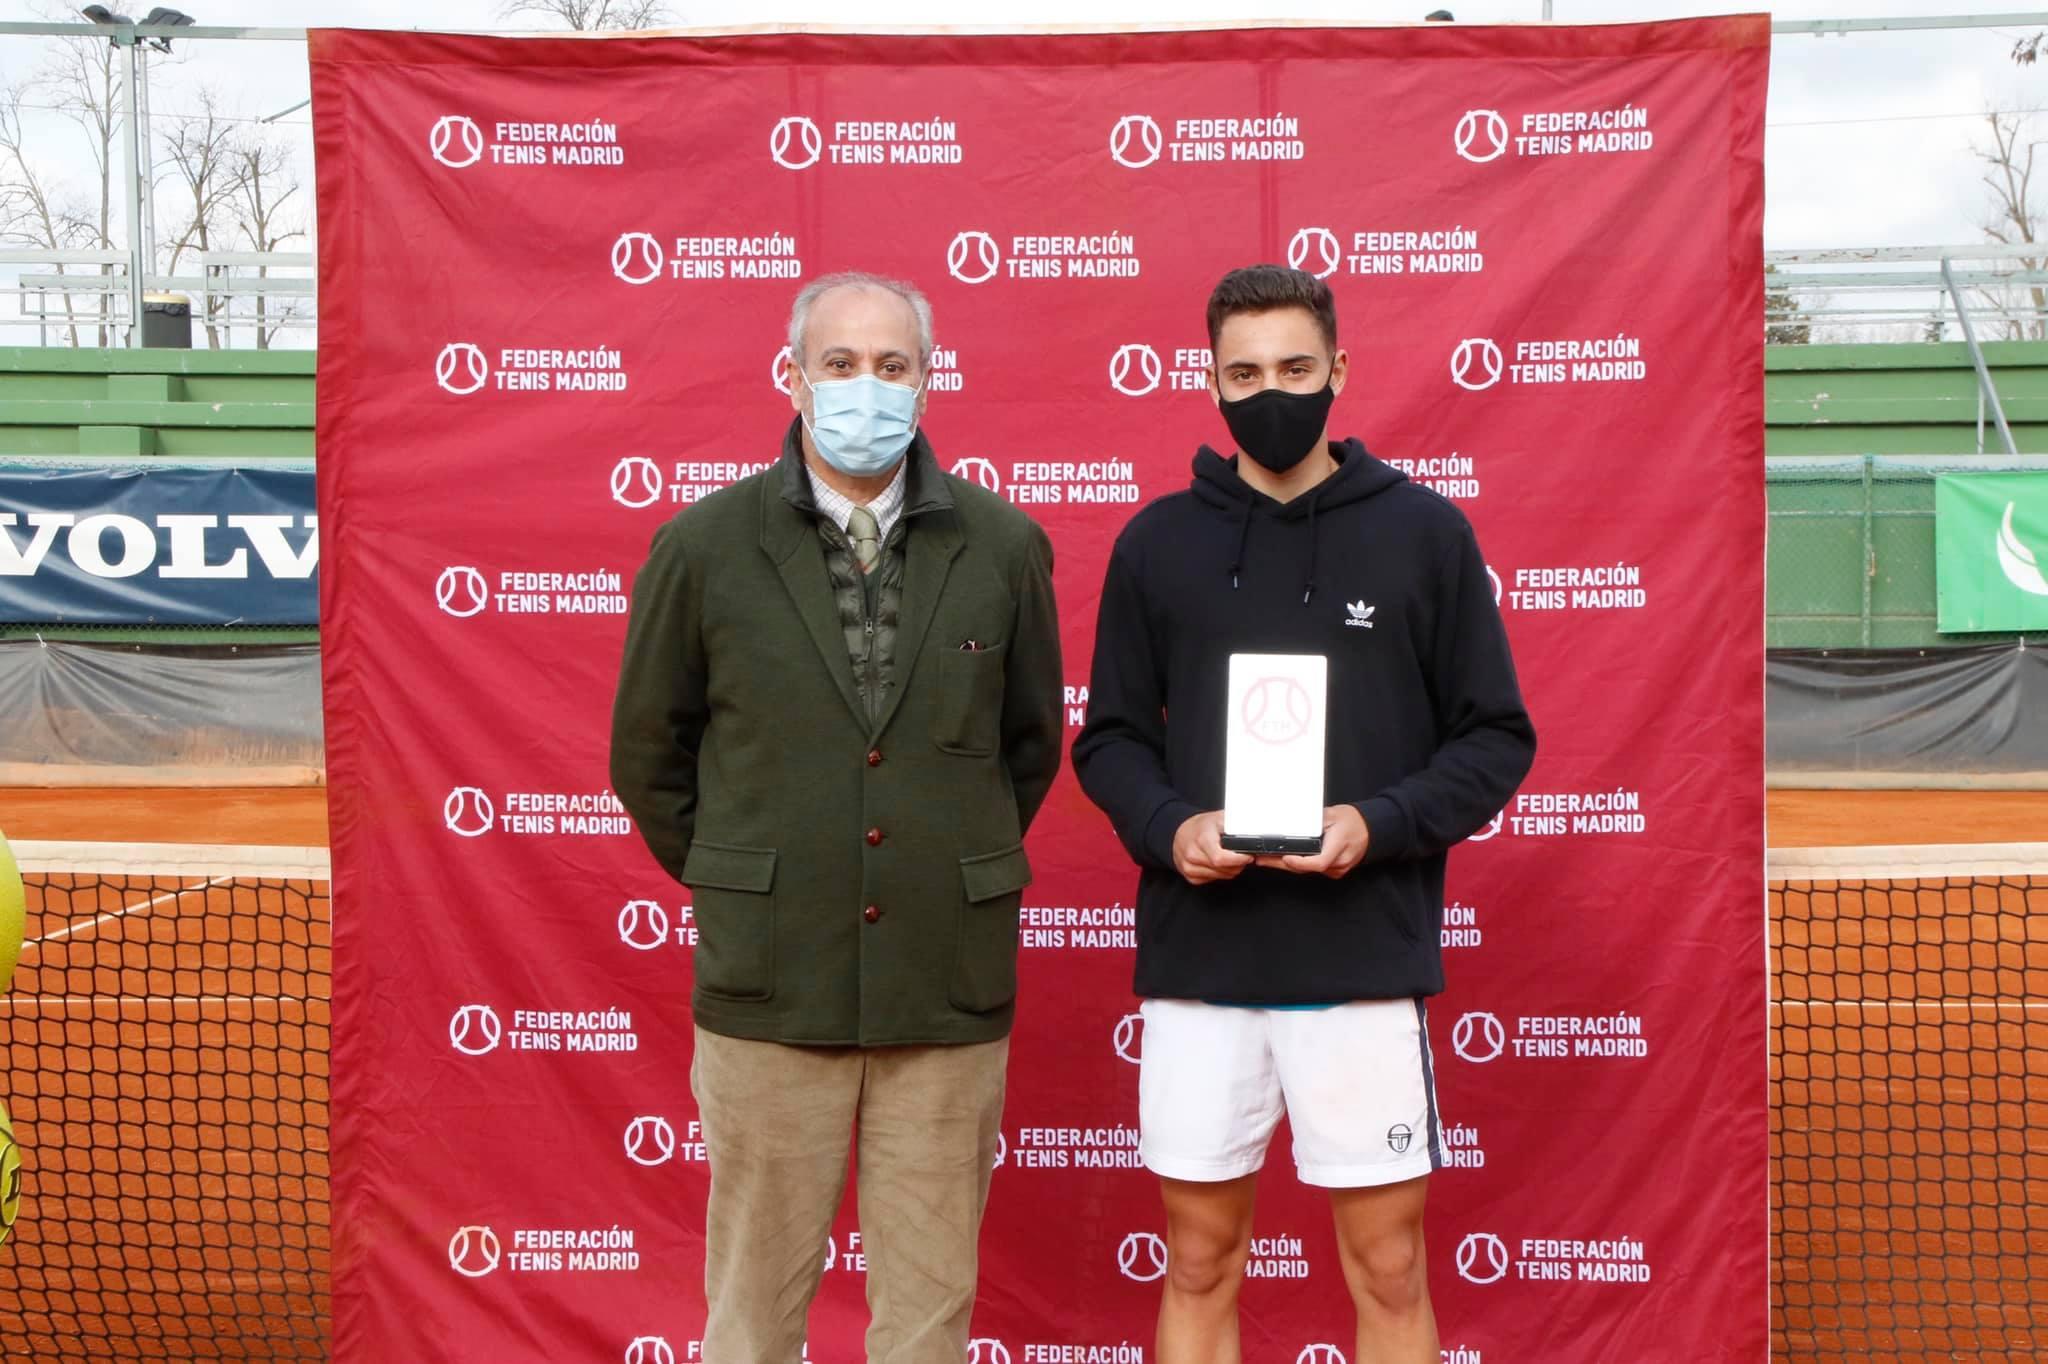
[847,505,881,574]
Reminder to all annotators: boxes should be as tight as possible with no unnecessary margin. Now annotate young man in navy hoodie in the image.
[1073,265,1536,1363]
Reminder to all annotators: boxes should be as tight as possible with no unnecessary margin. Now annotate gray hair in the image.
[787,271,935,375]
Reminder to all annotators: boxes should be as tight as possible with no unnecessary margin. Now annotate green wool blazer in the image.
[610,427,1065,1046]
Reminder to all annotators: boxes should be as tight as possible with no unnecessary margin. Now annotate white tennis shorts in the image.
[1137,996,1445,1188]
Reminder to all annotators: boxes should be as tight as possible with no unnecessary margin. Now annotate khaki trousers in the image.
[691,1026,1009,1364]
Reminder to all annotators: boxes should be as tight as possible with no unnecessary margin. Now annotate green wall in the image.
[3,342,2045,648]
[1765,343,2048,647]
[0,346,314,459]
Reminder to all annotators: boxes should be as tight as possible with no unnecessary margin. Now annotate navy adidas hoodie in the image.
[1072,438,1536,1003]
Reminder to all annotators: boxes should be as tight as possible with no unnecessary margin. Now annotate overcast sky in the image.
[4,0,2047,339]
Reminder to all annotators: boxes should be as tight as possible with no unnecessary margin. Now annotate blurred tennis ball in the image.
[0,1096,21,1244]
[0,827,21,995]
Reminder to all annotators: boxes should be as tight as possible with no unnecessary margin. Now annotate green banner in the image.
[1936,471,2048,632]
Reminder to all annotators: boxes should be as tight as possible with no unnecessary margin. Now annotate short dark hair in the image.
[1205,264,1338,353]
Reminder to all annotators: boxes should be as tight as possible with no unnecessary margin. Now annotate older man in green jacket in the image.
[610,271,1064,1363]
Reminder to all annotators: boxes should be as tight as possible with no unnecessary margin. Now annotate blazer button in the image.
[863,904,882,924]
[866,748,883,767]
[866,827,884,846]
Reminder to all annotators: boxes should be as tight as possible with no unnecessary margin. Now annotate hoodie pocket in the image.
[1389,901,1423,945]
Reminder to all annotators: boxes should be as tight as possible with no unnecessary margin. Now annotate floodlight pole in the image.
[119,33,143,347]
[137,42,158,294]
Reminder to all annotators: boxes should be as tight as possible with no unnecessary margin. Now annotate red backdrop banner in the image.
[311,18,1768,1362]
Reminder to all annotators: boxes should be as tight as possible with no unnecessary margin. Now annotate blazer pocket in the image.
[933,644,1005,756]
[949,842,1032,1013]
[682,841,777,1001]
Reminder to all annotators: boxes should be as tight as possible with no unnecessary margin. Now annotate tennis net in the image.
[0,834,2039,1358]
[1771,842,2048,1363]
[0,840,330,1361]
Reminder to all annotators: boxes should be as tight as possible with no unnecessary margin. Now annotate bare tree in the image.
[158,86,238,346]
[225,130,308,349]
[0,80,97,345]
[497,0,676,28]
[1970,108,2048,341]
[1764,263,1812,345]
[31,27,125,340]
[31,26,119,243]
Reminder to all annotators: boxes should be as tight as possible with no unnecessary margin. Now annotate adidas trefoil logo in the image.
[1344,600,1376,629]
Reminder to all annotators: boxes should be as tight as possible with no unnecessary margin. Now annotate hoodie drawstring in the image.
[1302,493,1321,605]
[1229,500,1253,589]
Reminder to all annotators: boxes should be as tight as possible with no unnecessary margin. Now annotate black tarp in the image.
[1767,644,2048,780]
[0,640,322,777]
[0,640,2041,785]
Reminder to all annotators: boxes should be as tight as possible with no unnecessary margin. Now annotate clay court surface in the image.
[3,787,331,849]
[0,783,2042,1360]
[2,788,329,1359]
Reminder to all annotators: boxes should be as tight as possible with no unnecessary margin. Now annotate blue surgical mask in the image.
[799,371,922,477]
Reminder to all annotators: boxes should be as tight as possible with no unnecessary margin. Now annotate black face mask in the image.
[1217,381,1335,474]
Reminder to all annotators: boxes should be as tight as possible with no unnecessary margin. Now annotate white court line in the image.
[11,842,329,880]
[1770,843,2048,882]
[20,876,231,950]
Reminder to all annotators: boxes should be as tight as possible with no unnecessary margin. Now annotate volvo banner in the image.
[0,464,317,625]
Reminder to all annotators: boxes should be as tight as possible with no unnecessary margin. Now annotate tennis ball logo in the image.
[1112,1011,1143,1064]
[951,458,1001,493]
[1451,1011,1506,1064]
[992,1131,1008,1170]
[1455,1231,1510,1284]
[967,1339,1012,1364]
[624,1338,677,1364]
[0,1098,22,1246]
[1454,109,1510,163]
[443,787,495,838]
[448,1004,503,1056]
[617,900,671,951]
[1286,227,1342,281]
[612,231,665,286]
[1297,1347,1347,1364]
[1109,114,1162,169]
[1450,338,1504,391]
[946,231,1000,285]
[623,1116,676,1167]
[434,566,489,619]
[769,116,823,170]
[1108,343,1162,397]
[428,114,485,168]
[610,456,665,509]
[434,343,488,395]
[1241,675,1313,746]
[1466,810,1506,843]
[771,345,795,395]
[1117,1231,1168,1282]
[448,1224,502,1277]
